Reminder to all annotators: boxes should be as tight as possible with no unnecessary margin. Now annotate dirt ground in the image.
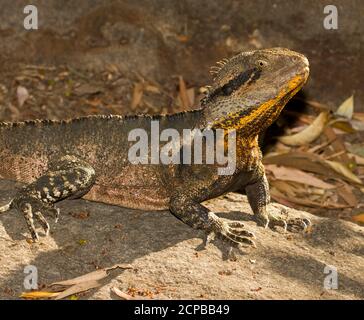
[0,1,363,300]
[0,181,363,300]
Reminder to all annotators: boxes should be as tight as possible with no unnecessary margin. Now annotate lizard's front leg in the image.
[169,196,255,247]
[10,155,96,241]
[245,163,310,231]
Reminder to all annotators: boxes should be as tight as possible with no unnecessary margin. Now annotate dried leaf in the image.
[186,88,195,107]
[145,84,160,94]
[336,95,354,119]
[354,112,364,122]
[55,280,101,300]
[329,119,356,133]
[177,35,189,42]
[346,143,364,158]
[350,119,364,131]
[278,112,329,146]
[74,83,102,96]
[271,188,350,209]
[178,76,191,110]
[52,270,107,287]
[17,85,29,107]
[352,213,364,223]
[20,291,61,299]
[337,184,358,207]
[111,287,135,300]
[270,180,297,197]
[264,152,362,185]
[131,82,144,109]
[323,127,352,165]
[326,160,363,185]
[266,164,335,189]
[51,264,132,287]
[350,153,364,166]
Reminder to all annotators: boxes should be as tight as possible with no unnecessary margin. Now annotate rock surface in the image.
[0,179,363,300]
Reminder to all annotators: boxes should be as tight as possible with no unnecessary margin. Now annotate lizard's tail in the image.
[0,201,11,213]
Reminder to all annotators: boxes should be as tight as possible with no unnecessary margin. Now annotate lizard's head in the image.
[202,47,309,135]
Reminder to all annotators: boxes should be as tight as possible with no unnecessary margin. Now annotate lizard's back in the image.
[0,111,202,210]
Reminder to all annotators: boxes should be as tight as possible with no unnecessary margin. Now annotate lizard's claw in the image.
[19,202,51,242]
[286,217,311,232]
[48,206,60,223]
[34,211,50,237]
[211,216,256,247]
[254,207,310,233]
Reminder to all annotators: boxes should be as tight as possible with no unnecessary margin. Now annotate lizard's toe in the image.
[34,211,50,236]
[287,217,311,232]
[29,230,39,242]
[217,220,256,247]
[267,215,287,231]
[255,206,311,233]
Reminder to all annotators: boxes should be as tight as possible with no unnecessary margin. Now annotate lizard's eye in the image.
[256,60,268,68]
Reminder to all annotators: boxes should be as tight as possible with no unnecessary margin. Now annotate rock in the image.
[0,179,363,299]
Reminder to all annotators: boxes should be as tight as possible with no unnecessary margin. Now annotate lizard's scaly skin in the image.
[0,48,310,245]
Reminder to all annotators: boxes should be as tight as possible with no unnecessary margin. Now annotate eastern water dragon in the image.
[0,47,310,247]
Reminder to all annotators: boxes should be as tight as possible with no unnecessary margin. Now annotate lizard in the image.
[0,47,310,247]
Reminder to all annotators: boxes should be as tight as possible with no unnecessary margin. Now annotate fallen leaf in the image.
[350,153,364,166]
[177,35,189,42]
[323,127,351,165]
[17,86,29,107]
[336,95,354,119]
[51,264,132,286]
[354,112,364,122]
[329,119,356,133]
[337,184,358,207]
[352,213,364,223]
[20,291,61,299]
[278,111,329,146]
[70,211,90,219]
[346,143,364,158]
[111,287,135,300]
[55,280,101,300]
[178,76,191,110]
[350,119,364,131]
[131,82,144,109]
[74,83,102,96]
[52,270,107,287]
[186,88,195,107]
[145,84,160,94]
[326,160,363,185]
[266,164,335,189]
[264,152,362,185]
[270,188,351,209]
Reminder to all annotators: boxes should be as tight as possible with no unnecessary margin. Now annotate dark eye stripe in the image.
[204,68,261,103]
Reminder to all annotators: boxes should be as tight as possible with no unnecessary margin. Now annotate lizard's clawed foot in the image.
[12,198,59,242]
[254,207,311,233]
[21,203,50,242]
[209,214,256,247]
[286,217,311,232]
